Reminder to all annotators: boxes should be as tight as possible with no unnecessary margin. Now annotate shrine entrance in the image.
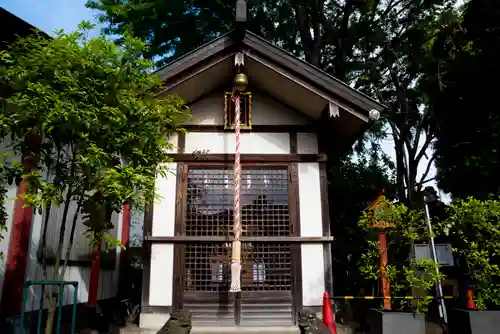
[174,165,298,326]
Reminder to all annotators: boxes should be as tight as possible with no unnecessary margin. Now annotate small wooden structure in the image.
[367,190,393,310]
[140,1,385,330]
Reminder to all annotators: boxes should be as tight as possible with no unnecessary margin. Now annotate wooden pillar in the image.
[368,189,392,310]
[87,238,102,307]
[120,204,131,268]
[1,134,41,315]
[378,231,391,310]
[118,204,131,297]
[1,181,35,315]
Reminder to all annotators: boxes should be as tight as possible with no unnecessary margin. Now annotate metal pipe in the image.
[423,199,448,323]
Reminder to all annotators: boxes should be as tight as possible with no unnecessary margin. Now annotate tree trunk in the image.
[44,194,72,334]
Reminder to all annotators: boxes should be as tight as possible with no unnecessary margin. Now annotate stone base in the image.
[139,312,171,329]
[135,312,354,334]
[449,309,500,334]
[367,309,426,334]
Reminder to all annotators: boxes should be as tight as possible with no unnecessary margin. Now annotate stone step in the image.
[119,324,355,334]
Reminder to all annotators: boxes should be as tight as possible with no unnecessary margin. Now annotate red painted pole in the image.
[120,204,131,263]
[1,181,34,315]
[1,135,40,315]
[378,231,392,310]
[87,238,102,307]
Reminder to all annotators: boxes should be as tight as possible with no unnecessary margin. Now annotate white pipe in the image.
[424,200,448,323]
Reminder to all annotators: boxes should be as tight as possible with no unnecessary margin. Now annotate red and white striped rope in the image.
[233,96,242,241]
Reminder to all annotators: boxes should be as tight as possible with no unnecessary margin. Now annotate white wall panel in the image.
[152,163,178,237]
[185,132,290,154]
[149,244,174,306]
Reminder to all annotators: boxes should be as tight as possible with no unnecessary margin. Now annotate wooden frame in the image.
[224,91,252,130]
[170,158,303,324]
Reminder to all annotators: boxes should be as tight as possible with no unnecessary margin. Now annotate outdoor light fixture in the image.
[369,109,381,121]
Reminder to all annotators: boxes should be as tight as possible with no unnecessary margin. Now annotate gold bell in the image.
[234,73,248,92]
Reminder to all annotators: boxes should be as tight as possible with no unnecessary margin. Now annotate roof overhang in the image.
[155,30,386,140]
[0,8,50,49]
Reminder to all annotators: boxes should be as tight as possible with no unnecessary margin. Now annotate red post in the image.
[120,204,131,265]
[87,238,102,307]
[1,181,34,315]
[378,231,391,310]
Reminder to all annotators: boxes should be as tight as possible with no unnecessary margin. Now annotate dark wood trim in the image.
[290,132,298,155]
[155,32,233,82]
[159,51,235,95]
[177,132,186,154]
[154,29,385,114]
[186,161,289,167]
[168,153,327,163]
[140,202,154,309]
[242,32,384,113]
[146,236,334,243]
[140,305,173,314]
[289,163,303,324]
[181,124,315,133]
[320,162,334,298]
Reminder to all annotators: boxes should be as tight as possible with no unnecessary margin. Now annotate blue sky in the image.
[1,0,101,36]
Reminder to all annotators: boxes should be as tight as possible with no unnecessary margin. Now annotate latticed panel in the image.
[240,243,292,291]
[185,166,292,237]
[184,243,231,292]
[184,166,293,293]
[184,242,292,292]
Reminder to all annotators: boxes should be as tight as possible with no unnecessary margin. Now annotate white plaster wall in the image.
[0,181,18,297]
[187,91,311,126]
[152,163,178,237]
[298,163,325,306]
[23,208,122,311]
[185,132,290,154]
[149,244,174,306]
[148,163,177,308]
[0,141,23,302]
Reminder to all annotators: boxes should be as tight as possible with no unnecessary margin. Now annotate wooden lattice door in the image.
[178,166,296,326]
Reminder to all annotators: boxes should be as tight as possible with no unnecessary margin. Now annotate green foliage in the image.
[423,0,500,199]
[87,0,459,206]
[440,198,500,309]
[0,21,189,333]
[358,197,444,312]
[0,22,189,251]
[330,159,395,296]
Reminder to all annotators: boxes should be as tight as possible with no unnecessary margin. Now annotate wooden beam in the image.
[180,124,315,133]
[167,153,327,163]
[145,236,334,243]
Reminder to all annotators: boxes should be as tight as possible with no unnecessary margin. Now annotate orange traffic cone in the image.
[322,291,337,334]
[466,289,475,309]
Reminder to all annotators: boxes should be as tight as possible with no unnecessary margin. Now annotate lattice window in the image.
[224,92,252,129]
[184,166,293,292]
[184,242,292,292]
[185,166,292,236]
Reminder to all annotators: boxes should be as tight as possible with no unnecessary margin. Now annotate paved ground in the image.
[118,324,355,334]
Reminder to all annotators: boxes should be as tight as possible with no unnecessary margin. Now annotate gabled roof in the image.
[0,7,50,48]
[155,30,384,123]
[154,29,386,147]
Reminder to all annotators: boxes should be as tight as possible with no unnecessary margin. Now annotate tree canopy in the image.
[0,22,189,332]
[88,0,460,206]
[423,0,500,199]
